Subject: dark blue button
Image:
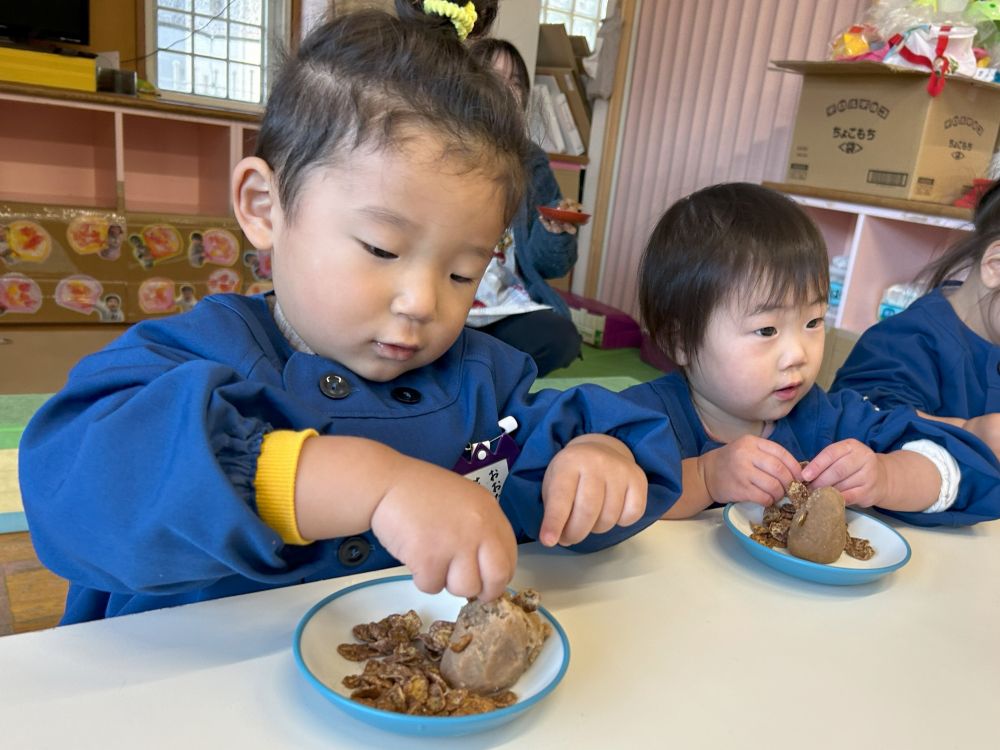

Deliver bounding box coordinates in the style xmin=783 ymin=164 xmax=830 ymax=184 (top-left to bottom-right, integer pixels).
xmin=319 ymin=373 xmax=351 ymax=399
xmin=391 ymin=386 xmax=421 ymax=404
xmin=338 ymin=536 xmax=371 ymax=567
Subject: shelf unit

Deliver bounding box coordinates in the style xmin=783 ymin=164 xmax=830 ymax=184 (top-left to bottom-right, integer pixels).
xmin=0 ymin=82 xmax=260 ymax=218
xmin=764 ymin=182 xmax=973 ymax=334
xmin=0 ymin=83 xmax=261 ymax=392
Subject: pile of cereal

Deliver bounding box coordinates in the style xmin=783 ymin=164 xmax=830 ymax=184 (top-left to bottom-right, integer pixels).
xmin=337 ymin=590 xmax=548 ymax=716
xmin=750 ymin=480 xmax=875 ymax=562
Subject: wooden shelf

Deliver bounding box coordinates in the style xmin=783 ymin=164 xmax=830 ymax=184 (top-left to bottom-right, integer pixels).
xmin=121 ymin=114 xmax=232 ymax=216
xmin=0 ymin=99 xmax=117 ymax=208
xmin=763 ymin=181 xmax=973 ymax=222
xmin=0 ymin=80 xmax=260 ymax=123
xmin=0 ymin=86 xmax=265 ymax=328
xmin=765 ymin=181 xmax=971 ymax=334
xmin=547 ymin=153 xmax=589 ymax=166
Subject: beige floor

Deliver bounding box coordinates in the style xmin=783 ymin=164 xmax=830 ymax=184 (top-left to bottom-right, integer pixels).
xmin=0 ymin=532 xmax=67 ymax=636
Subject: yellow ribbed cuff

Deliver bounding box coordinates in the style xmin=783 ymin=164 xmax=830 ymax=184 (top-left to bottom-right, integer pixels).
xmin=255 ymin=428 xmax=319 ymax=545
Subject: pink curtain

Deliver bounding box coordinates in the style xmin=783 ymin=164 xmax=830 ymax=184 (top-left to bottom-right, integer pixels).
xmin=599 ymin=0 xmax=870 ymax=316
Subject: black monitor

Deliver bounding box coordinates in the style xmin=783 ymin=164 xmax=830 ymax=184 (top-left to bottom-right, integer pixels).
xmin=0 ymin=0 xmax=90 ymax=46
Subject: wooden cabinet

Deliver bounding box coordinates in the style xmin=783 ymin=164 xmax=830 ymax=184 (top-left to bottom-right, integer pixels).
xmin=0 ymin=83 xmax=263 ymax=391
xmin=0 ymin=82 xmax=260 ymax=216
xmin=765 ymin=182 xmax=971 ymax=334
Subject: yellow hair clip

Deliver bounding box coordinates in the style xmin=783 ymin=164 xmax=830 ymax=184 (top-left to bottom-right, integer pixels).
xmin=422 ymin=0 xmax=478 ymax=41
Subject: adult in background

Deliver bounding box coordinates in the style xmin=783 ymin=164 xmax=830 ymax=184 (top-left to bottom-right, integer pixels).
xmin=465 ymin=38 xmax=582 ymax=376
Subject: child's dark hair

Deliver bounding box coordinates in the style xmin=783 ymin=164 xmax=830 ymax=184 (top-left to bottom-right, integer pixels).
xmin=922 ymin=179 xmax=1000 ymax=291
xmin=639 ymin=182 xmax=829 ymax=363
xmin=468 ymin=38 xmax=531 ymax=111
xmin=255 ymin=1 xmax=530 ymax=224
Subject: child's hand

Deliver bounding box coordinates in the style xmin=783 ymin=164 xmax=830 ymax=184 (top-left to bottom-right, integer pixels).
xmin=539 ymin=434 xmax=648 ymax=547
xmin=370 ymin=458 xmax=517 ymax=602
xmin=963 ymin=413 xmax=1000 ymax=459
xmin=802 ymin=439 xmax=887 ymax=507
xmin=700 ymin=436 xmax=803 ymax=505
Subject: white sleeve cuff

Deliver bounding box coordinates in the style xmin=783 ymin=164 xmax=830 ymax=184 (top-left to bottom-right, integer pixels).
xmin=900 ymin=439 xmax=961 ymax=514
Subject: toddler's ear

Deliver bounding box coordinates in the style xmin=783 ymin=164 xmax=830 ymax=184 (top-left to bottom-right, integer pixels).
xmin=232 ymin=157 xmax=276 ymax=250
xmin=981 ymin=240 xmax=1000 ymax=290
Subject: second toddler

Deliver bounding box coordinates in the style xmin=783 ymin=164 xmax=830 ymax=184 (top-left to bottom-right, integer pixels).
xmin=621 ymin=183 xmax=1000 ymax=525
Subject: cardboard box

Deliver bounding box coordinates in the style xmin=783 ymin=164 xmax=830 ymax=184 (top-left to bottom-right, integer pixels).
xmin=0 ymin=47 xmax=96 ymax=92
xmin=537 ymin=66 xmax=591 ymax=146
xmin=549 ymin=161 xmax=582 ymax=201
xmin=570 ymin=36 xmax=591 ymax=64
xmin=777 ymin=60 xmax=1000 ymax=205
xmin=537 ymin=24 xmax=585 ymax=75
xmin=536 ymin=23 xmax=592 ymax=151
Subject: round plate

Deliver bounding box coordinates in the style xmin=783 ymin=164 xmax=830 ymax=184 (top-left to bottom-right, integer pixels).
xmin=723 ymin=502 xmax=911 ymax=585
xmin=294 ymin=575 xmax=570 ymax=737
xmin=538 ymin=206 xmax=591 ymax=225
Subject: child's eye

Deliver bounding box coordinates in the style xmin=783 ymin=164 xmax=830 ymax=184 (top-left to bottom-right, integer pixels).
xmin=363 ymin=243 xmax=396 ymax=260
xmin=450 ymin=273 xmax=476 ymax=284
xmin=754 ymin=326 xmax=777 ymax=337
xmin=806 ymin=317 xmax=824 ymax=329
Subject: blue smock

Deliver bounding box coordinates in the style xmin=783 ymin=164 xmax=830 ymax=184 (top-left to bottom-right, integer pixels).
xmin=19 ymin=294 xmax=682 ymax=623
xmin=621 ymin=372 xmax=1000 ymax=527
xmin=831 ymin=285 xmax=1000 ymax=416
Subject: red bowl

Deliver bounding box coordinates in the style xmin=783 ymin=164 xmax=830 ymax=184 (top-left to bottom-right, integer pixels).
xmin=538 ymin=206 xmax=591 ymax=225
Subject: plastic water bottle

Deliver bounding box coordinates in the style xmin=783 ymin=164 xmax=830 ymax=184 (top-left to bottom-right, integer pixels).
xmin=826 ymin=255 xmax=848 ymax=326
xmin=877 ymin=282 xmax=921 ymax=320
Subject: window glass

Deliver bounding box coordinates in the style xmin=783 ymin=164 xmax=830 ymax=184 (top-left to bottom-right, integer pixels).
xmin=150 ymin=0 xmax=283 ymax=106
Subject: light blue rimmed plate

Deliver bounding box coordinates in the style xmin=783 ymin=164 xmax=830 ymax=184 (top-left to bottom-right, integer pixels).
xmin=294 ymin=575 xmax=570 ymax=737
xmin=723 ymin=502 xmax=911 ymax=585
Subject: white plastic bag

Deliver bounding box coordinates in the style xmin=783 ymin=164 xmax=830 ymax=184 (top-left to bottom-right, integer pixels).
xmin=885 ymin=23 xmax=978 ymax=76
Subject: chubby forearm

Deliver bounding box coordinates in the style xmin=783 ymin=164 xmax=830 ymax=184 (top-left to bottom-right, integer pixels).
xmin=876 ymin=450 xmax=942 ymax=512
xmin=293 ymin=435 xmax=407 ymax=541
xmin=662 ymin=457 xmax=714 ymax=519
xmin=565 ymin=432 xmax=631 ymax=457
xmin=915 ymin=410 xmax=965 ymax=428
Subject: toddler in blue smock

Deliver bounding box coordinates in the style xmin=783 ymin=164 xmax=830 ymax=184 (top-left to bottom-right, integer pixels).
xmin=831 ymin=181 xmax=1000 ymax=458
xmin=620 ymin=183 xmax=1000 ymax=525
xmin=18 ymin=2 xmax=682 ymax=624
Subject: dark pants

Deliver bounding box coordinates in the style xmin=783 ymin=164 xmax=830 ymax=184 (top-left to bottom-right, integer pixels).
xmin=476 ymin=310 xmax=582 ymax=377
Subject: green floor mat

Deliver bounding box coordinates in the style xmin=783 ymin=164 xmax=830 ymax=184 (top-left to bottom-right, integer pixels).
xmin=545 ymin=344 xmax=665 ymax=383
xmin=0 ymin=393 xmax=52 ymax=449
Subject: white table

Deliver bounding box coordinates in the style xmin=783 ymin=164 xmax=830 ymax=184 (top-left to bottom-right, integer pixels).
xmin=1 ymin=511 xmax=998 ymax=749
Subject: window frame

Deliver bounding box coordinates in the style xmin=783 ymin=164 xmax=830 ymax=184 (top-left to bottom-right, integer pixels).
xmin=538 ymin=0 xmax=611 ymax=53
xmin=143 ymin=0 xmax=291 ymax=113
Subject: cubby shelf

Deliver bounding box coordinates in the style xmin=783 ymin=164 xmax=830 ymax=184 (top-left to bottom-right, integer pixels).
xmin=764 ymin=182 xmax=972 ymax=334
xmin=0 ymin=84 xmax=263 ymax=388
xmin=0 ymin=82 xmax=260 ymax=215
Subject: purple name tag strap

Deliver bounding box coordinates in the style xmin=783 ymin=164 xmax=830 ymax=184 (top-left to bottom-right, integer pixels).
xmin=451 ymin=418 xmax=521 ymax=500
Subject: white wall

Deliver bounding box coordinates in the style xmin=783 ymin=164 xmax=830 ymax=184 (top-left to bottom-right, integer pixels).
xmin=493 ymin=0 xmax=542 ymax=80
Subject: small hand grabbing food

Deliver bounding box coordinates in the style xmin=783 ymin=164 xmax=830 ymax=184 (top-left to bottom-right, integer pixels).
xmin=750 ymin=479 xmax=875 ymax=563
xmin=337 ymin=590 xmax=551 ymax=716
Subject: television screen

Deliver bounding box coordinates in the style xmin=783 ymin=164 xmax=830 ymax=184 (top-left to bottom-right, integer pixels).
xmin=0 ymin=0 xmax=90 ymax=46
